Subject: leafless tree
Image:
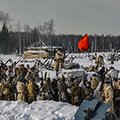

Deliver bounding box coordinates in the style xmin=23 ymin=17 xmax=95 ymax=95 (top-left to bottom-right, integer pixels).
xmin=23 ymin=24 xmax=32 ymax=33
xmin=38 ymin=19 xmax=54 ymax=35
xmin=0 ymin=11 xmax=11 ymax=24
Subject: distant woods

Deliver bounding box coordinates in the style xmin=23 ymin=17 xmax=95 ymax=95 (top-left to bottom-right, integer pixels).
xmin=0 ymin=11 xmax=120 ymax=54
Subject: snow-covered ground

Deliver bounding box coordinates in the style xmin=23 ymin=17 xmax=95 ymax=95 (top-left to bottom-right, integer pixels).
xmin=0 ymin=100 xmax=77 ymax=120
xmin=0 ymin=53 xmax=120 ymax=120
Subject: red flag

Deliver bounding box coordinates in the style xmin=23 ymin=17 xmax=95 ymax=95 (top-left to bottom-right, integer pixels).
xmin=78 ymin=34 xmax=89 ymax=51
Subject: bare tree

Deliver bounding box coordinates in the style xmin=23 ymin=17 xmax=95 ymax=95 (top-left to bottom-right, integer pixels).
xmin=8 ymin=24 xmax=13 ymax=32
xmin=0 ymin=11 xmax=11 ymax=24
xmin=38 ymin=19 xmax=54 ymax=35
xmin=23 ymin=24 xmax=32 ymax=33
xmin=48 ymin=19 xmax=54 ymax=35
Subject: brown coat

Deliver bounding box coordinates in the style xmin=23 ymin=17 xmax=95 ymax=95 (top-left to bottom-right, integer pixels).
xmin=95 ymin=55 xmax=104 ymax=68
xmin=91 ymin=76 xmax=99 ymax=90
xmin=113 ymin=80 xmax=120 ymax=90
xmin=2 ymin=83 xmax=14 ymax=100
xmin=25 ymin=70 xmax=34 ymax=81
xmin=71 ymin=85 xmax=83 ymax=105
xmin=102 ymin=84 xmax=113 ymax=104
xmin=27 ymin=81 xmax=39 ymax=103
xmin=16 ymin=81 xmax=28 ymax=102
xmin=84 ymin=87 xmax=94 ymax=100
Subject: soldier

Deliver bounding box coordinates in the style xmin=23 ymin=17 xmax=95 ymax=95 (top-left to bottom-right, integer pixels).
xmin=18 ymin=64 xmax=28 ymax=79
xmin=16 ymin=78 xmax=28 ymax=102
xmin=58 ymin=75 xmax=70 ymax=102
xmin=113 ymin=78 xmax=120 ymax=90
xmin=51 ymin=78 xmax=59 ymax=101
xmin=84 ymin=81 xmax=94 ymax=100
xmin=0 ymin=65 xmax=7 ymax=83
xmin=90 ymin=74 xmax=100 ymax=90
xmin=53 ymin=49 xmax=64 ymax=76
xmin=1 ymin=80 xmax=15 ymax=101
xmin=112 ymin=78 xmax=120 ymax=118
xmin=105 ymin=67 xmax=118 ymax=81
xmin=95 ymin=55 xmax=104 ymax=69
xmin=102 ymin=80 xmax=113 ymax=105
xmin=71 ymin=80 xmax=84 ymax=106
xmin=14 ymin=67 xmax=20 ymax=83
xmin=27 ymin=78 xmax=39 ymax=103
xmin=6 ymin=65 xmax=14 ymax=79
xmin=40 ymin=77 xmax=53 ymax=100
xmin=98 ymin=66 xmax=106 ymax=83
xmin=25 ymin=67 xmax=35 ymax=81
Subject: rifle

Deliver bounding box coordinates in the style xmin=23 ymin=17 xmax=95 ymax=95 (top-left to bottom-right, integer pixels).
xmin=44 ymin=72 xmax=47 ymax=81
xmin=64 ymin=53 xmax=69 ymax=59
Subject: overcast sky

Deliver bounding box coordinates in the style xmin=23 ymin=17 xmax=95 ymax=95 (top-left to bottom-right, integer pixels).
xmin=0 ymin=0 xmax=120 ymax=35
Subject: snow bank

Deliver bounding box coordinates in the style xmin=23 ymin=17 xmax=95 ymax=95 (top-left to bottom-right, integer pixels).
xmin=0 ymin=100 xmax=78 ymax=120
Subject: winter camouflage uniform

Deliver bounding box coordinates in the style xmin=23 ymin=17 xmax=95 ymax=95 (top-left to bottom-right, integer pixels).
xmin=53 ymin=50 xmax=64 ymax=74
xmin=105 ymin=67 xmax=118 ymax=80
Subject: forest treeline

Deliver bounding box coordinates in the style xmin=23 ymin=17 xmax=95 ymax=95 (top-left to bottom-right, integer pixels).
xmin=1 ymin=22 xmax=120 ymax=54
xmin=0 ymin=22 xmax=120 ymax=54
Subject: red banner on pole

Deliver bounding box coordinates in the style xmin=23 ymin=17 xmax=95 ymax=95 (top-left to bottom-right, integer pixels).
xmin=78 ymin=34 xmax=89 ymax=51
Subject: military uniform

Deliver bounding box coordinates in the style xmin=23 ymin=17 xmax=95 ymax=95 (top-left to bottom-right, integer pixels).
xmin=102 ymin=83 xmax=113 ymax=104
xmin=18 ymin=64 xmax=28 ymax=78
xmin=53 ymin=50 xmax=64 ymax=74
xmin=25 ymin=69 xmax=34 ymax=81
xmin=16 ymin=81 xmax=28 ymax=102
xmin=27 ymin=80 xmax=39 ymax=103
xmin=84 ymin=82 xmax=94 ymax=100
xmin=71 ymin=81 xmax=84 ymax=105
xmin=1 ymin=82 xmax=15 ymax=100
xmin=40 ymin=78 xmax=53 ymax=100
xmin=90 ymin=76 xmax=99 ymax=90
xmin=95 ymin=55 xmax=104 ymax=69
xmin=58 ymin=77 xmax=70 ymax=102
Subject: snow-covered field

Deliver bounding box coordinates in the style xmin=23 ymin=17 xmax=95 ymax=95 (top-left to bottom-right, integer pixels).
xmin=0 ymin=53 xmax=120 ymax=120
xmin=0 ymin=100 xmax=77 ymax=120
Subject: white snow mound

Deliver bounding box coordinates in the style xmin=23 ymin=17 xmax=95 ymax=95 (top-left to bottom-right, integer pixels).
xmin=0 ymin=100 xmax=78 ymax=120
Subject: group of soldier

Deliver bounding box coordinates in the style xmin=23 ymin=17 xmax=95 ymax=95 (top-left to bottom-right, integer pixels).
xmin=0 ymin=50 xmax=120 ymax=118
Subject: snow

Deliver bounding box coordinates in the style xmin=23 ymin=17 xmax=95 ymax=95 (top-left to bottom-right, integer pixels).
xmin=0 ymin=100 xmax=78 ymax=120
xmin=0 ymin=53 xmax=119 ymax=120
